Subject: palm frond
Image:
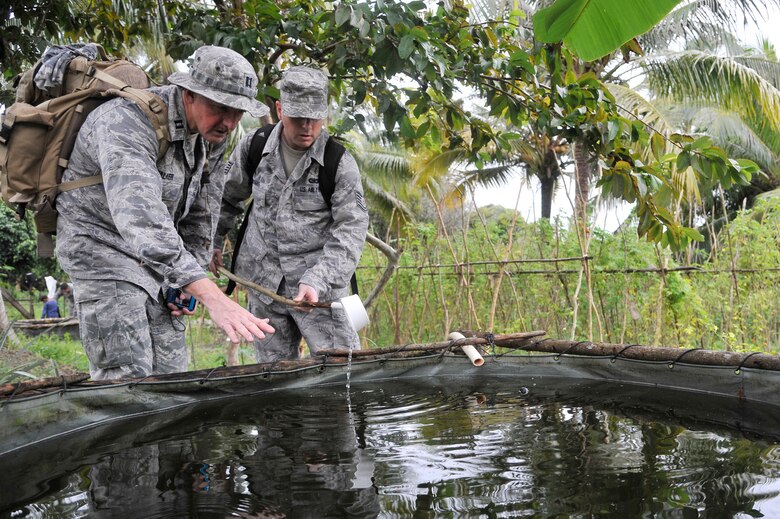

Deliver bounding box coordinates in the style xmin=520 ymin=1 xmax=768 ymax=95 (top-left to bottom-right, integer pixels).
xmin=642 ymin=50 xmax=780 ymax=154
xmin=357 ymin=147 xmax=415 ymax=183
xmin=454 ymin=163 xmax=519 ymax=190
xmin=414 ymin=148 xmax=467 ymax=187
xmin=732 ymin=55 xmax=780 ymax=90
xmin=362 ymin=177 xmax=416 ymax=221
xmin=640 ymin=0 xmax=778 ymax=53
xmin=607 ymin=83 xmax=673 ymax=135
xmin=691 ymin=108 xmax=778 ymax=174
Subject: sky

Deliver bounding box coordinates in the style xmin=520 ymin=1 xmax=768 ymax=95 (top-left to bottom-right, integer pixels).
xmin=472 ymin=5 xmax=780 ymax=232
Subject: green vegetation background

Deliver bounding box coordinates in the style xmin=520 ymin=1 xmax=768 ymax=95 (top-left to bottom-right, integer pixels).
xmin=3 ymin=196 xmax=779 ymax=383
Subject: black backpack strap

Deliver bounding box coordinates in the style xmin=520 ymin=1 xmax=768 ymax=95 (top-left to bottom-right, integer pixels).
xmin=225 ymin=125 xmax=275 ymax=296
xmin=319 ymin=138 xmax=346 ymax=209
xmin=245 ymin=123 xmax=276 ymax=179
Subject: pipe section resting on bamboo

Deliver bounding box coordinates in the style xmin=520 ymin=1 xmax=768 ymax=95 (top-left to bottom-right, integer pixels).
xmin=316 ymin=330 xmax=547 ymax=357
xmin=448 ymin=331 xmax=484 ymax=366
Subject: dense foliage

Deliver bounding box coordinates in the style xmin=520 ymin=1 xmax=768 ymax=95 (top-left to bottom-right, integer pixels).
xmin=0 ymin=0 xmax=764 ymax=251
xmin=358 ymin=197 xmax=780 ymax=351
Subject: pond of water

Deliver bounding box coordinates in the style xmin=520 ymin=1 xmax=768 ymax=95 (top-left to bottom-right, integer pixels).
xmin=2 ymin=377 xmax=780 ymax=518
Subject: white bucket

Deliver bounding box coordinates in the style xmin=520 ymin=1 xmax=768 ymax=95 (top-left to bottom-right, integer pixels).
xmin=332 ymin=294 xmax=370 ymax=332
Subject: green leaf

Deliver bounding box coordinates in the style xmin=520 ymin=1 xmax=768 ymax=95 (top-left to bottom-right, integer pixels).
xmin=533 ymin=0 xmax=682 ymax=61
xmin=335 ymin=5 xmax=350 ymax=27
xmin=398 ymin=35 xmax=415 ymax=59
xmin=676 ymin=151 xmax=690 ymax=172
xmin=400 ymin=115 xmax=416 ymax=139
xmin=651 ymin=132 xmax=665 ymax=161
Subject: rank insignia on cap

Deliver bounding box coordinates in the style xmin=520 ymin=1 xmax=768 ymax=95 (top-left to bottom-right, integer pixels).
xmin=245 ymin=76 xmax=254 ymax=88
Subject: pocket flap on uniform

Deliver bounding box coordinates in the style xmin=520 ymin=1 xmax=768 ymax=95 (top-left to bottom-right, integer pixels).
xmin=74 ymin=279 xmax=118 ymax=303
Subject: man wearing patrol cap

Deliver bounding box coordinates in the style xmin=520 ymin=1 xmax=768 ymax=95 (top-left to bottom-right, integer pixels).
xmin=212 ymin=65 xmax=369 ymax=362
xmin=56 ymin=45 xmax=275 ymax=380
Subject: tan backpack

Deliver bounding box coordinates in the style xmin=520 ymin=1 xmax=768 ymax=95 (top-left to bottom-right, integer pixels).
xmin=0 ymin=46 xmax=171 ymax=256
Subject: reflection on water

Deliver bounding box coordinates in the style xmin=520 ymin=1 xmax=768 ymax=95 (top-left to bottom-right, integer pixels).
xmin=3 ymin=379 xmax=780 ymax=518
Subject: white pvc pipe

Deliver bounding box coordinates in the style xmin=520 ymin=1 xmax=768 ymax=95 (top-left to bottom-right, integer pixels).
xmin=447 ymin=332 xmax=484 ymax=366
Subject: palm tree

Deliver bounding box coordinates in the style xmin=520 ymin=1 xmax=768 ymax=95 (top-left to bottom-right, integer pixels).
xmin=467 ymin=0 xmax=780 ymax=226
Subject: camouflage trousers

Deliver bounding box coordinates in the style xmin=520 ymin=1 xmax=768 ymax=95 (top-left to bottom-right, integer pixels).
xmin=247 ymin=279 xmax=360 ymax=363
xmin=73 ymin=279 xmax=188 ymax=380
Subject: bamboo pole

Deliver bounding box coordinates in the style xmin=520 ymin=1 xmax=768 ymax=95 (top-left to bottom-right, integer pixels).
xmin=317 ymin=331 xmax=548 ymax=357
xmin=217 ymin=267 xmax=331 ymax=308
xmin=0 ymin=374 xmax=90 ymax=397
xmin=317 ymin=333 xmax=780 ymax=371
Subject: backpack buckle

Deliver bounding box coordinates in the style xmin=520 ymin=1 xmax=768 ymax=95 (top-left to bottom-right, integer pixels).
xmin=148 ymin=98 xmax=164 ymax=114
xmin=0 ymin=122 xmax=10 ymax=145
xmin=13 ymin=202 xmax=27 ymax=220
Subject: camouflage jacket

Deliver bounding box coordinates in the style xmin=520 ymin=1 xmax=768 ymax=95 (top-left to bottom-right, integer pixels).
xmin=56 ymin=85 xmax=227 ymax=300
xmin=216 ymin=124 xmax=368 ymax=302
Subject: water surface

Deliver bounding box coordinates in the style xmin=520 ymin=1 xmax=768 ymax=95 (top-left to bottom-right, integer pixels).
xmin=3 ymin=377 xmax=780 ymax=518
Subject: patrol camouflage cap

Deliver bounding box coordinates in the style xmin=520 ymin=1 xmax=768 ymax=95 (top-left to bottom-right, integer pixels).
xmin=168 ymin=46 xmax=269 ymax=118
xmin=279 ymin=66 xmax=328 ymax=119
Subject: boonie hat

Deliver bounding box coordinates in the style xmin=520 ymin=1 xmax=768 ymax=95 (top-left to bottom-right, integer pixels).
xmin=168 ymin=46 xmax=269 ymax=118
xmin=280 ymin=66 xmax=328 ymax=119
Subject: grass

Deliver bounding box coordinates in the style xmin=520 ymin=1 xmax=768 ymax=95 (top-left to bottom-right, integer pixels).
xmin=1 ymin=312 xmax=257 ymax=384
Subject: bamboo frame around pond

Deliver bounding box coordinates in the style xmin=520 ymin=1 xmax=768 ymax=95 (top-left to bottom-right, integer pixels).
xmin=5 ymin=332 xmax=780 ymax=399
xmin=318 ymin=332 xmax=780 ymax=372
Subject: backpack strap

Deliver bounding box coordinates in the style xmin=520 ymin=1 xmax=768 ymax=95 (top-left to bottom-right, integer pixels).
xmin=319 ymin=138 xmax=346 ymax=209
xmin=246 ymin=123 xmax=276 ymax=178
xmin=59 ymin=174 xmax=104 ymax=192
xmin=105 ymin=86 xmax=171 ymax=160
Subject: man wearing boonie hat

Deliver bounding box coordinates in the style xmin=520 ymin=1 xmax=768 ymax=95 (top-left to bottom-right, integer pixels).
xmin=211 ymin=65 xmax=369 ymax=362
xmin=56 ymin=45 xmax=275 ymax=380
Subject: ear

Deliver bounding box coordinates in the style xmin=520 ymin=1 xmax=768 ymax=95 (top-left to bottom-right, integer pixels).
xmin=182 ymin=89 xmax=196 ymax=105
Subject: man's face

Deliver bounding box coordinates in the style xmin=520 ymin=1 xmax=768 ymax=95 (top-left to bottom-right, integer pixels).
xmin=276 ymin=101 xmax=324 ymax=151
xmin=184 ymin=91 xmax=244 ymax=144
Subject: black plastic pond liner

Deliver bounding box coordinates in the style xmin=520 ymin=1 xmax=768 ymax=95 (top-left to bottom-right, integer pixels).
xmin=3 ymin=345 xmax=780 ymax=511
xmin=2 ymin=346 xmax=780 ymax=458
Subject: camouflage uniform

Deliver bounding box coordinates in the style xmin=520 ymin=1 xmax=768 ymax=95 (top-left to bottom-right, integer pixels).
xmin=56 ymin=46 xmax=268 ymax=380
xmin=217 ymin=69 xmax=369 ymax=362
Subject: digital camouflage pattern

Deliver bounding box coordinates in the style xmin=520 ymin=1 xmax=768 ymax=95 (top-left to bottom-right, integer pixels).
xmin=167 ymin=46 xmax=268 ymax=118
xmin=217 ymin=124 xmax=368 ymax=358
xmin=56 ymin=84 xmax=227 ymax=379
xmin=279 ymin=66 xmax=328 ymax=119
xmin=74 ymin=279 xmax=188 ymax=379
xmin=31 ymin=43 xmax=100 ymax=96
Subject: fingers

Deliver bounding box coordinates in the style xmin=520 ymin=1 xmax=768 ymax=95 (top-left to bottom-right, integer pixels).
xmin=294 ymin=284 xmax=318 ymax=303
xmin=222 ymin=316 xmax=274 ymax=344
xmin=167 ymin=302 xmax=184 ymax=316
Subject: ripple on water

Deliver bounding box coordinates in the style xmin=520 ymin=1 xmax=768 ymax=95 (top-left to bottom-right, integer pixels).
xmin=5 ymin=380 xmax=780 ymax=518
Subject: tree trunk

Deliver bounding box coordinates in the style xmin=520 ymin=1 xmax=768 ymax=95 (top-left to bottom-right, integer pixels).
xmin=539 ymin=174 xmax=555 ymax=219
xmin=573 ymin=140 xmax=595 ymax=224
xmin=0 ymin=289 xmax=19 ymax=346
xmin=539 ymin=147 xmax=562 ymax=219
